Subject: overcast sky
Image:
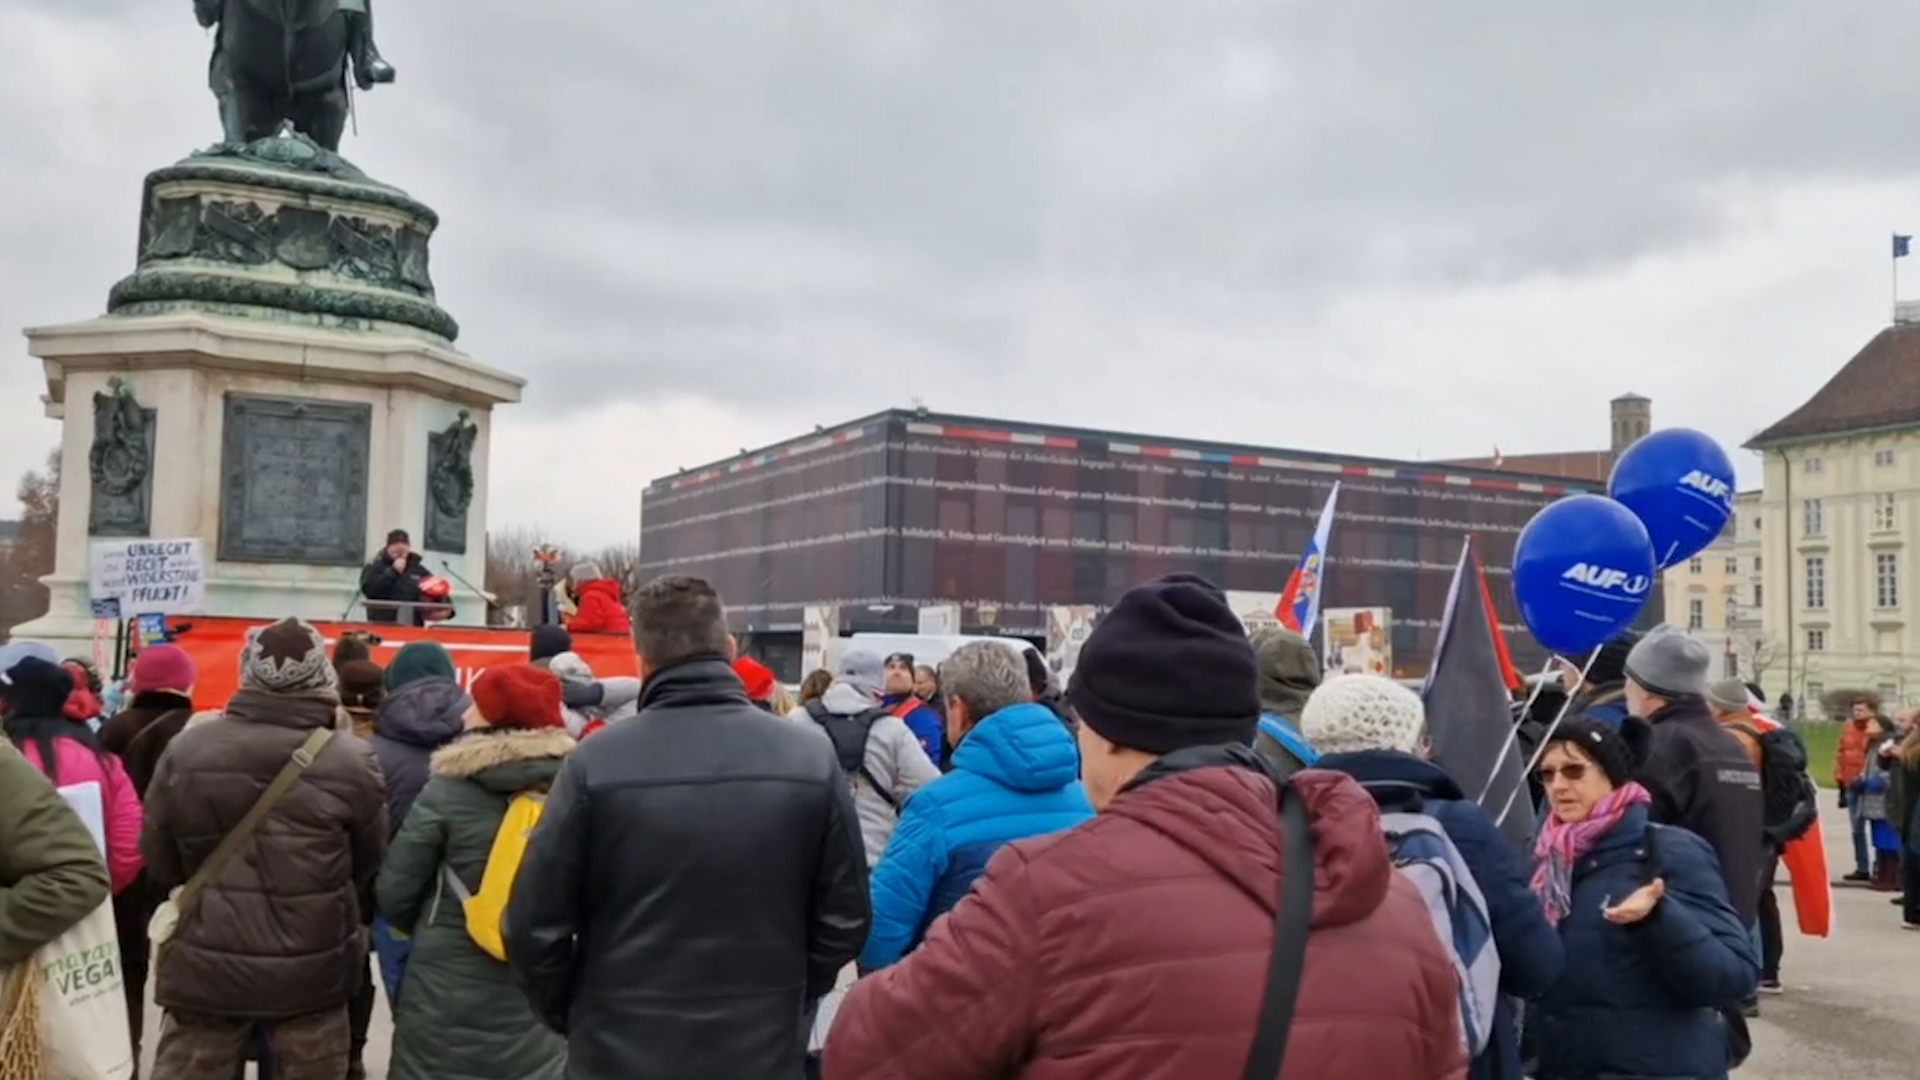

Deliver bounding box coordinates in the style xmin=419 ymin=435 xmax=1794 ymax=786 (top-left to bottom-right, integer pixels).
xmin=6 ymin=2 xmax=1920 ymax=547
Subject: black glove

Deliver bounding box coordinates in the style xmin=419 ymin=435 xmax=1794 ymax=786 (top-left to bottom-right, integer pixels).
xmin=1838 ymin=787 xmax=1849 ymax=810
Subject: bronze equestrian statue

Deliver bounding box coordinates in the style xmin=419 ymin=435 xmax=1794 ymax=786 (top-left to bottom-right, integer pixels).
xmin=193 ymin=0 xmax=395 ymax=153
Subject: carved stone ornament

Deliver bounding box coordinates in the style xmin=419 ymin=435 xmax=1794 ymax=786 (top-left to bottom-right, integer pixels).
xmin=107 ymin=136 xmax=457 ymax=342
xmin=218 ymin=393 xmax=372 ymax=565
xmin=424 ymin=410 xmax=478 ymax=553
xmin=88 ymin=377 xmax=157 ymax=537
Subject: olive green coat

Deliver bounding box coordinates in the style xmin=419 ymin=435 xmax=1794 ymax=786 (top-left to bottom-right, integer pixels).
xmin=375 ymin=727 xmax=574 ymax=1080
xmin=0 ymin=740 xmax=110 ymax=964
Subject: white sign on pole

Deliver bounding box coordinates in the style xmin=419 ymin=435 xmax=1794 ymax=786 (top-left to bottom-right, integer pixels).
xmin=89 ymin=539 xmax=207 ymax=615
xmin=917 ymin=604 xmax=959 ymax=636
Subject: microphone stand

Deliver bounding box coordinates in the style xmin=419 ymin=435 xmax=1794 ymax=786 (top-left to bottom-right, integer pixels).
xmin=437 ymin=558 xmax=499 ymax=623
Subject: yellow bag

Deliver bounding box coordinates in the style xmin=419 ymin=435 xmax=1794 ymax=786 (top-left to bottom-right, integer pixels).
xmin=442 ymin=792 xmax=545 ymax=961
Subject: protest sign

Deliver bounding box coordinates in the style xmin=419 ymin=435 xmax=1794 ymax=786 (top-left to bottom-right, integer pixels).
xmin=89 ymin=539 xmax=207 ymax=616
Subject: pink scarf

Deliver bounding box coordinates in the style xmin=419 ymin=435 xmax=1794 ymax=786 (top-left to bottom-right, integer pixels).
xmin=1531 ymin=781 xmax=1652 ymax=926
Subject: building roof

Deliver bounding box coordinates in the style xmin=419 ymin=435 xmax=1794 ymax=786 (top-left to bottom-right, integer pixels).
xmin=646 ymin=407 xmax=1600 ymax=496
xmin=1747 ymin=323 xmax=1920 ymax=448
xmin=1612 ymin=392 xmax=1650 ymax=404
xmin=1440 ymin=449 xmax=1614 ymax=484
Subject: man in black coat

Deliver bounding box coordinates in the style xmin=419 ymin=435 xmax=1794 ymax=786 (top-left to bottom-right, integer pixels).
xmin=1624 ymin=626 xmax=1766 ymax=927
xmin=358 ymin=528 xmax=430 ymax=625
xmin=504 ymin=574 xmax=870 ymax=1080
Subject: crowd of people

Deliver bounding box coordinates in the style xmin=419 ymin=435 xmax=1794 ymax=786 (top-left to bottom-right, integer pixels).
xmin=0 ymin=563 xmax=1862 ymax=1080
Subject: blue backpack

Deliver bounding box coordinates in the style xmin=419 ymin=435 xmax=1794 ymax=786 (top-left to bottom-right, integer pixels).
xmin=1256 ymin=713 xmax=1320 ymax=767
xmin=1379 ymin=809 xmax=1501 ymax=1057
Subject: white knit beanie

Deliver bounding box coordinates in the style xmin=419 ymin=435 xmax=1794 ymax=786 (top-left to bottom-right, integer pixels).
xmin=1300 ymin=674 xmax=1426 ymax=756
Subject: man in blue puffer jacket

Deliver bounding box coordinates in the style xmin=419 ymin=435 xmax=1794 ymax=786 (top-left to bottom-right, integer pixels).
xmin=1303 ymin=674 xmax=1566 ymax=1080
xmin=858 ymin=642 xmax=1094 ymax=971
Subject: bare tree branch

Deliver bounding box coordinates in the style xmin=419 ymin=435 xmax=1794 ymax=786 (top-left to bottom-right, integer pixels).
xmin=0 ymin=448 xmax=59 ymax=638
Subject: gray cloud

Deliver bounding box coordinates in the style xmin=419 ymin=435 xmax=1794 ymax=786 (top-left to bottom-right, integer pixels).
xmin=5 ymin=0 xmax=1920 ymax=446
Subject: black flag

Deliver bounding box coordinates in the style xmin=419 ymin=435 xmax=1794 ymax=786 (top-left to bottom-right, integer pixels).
xmin=1424 ymin=536 xmax=1536 ymax=853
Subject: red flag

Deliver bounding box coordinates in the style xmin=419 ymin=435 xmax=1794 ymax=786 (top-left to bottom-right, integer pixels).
xmin=1473 ymin=549 xmax=1524 ymax=693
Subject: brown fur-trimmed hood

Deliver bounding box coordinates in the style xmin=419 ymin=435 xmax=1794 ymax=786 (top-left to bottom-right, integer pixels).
xmin=429 ymin=727 xmax=575 ymax=781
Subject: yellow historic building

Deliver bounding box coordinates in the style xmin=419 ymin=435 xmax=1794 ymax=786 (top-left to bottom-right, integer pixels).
xmin=1748 ymin=307 xmax=1920 ymax=716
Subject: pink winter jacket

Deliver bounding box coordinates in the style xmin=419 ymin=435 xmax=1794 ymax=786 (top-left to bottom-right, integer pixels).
xmin=18 ymin=737 xmax=145 ymax=894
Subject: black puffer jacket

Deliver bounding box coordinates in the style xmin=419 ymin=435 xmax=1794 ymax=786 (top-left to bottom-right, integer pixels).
xmin=1634 ymin=696 xmax=1766 ymax=926
xmin=504 ymin=656 xmax=870 ymax=1080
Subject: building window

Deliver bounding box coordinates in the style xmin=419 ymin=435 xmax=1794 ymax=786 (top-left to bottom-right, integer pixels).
xmin=1805 ymin=555 xmax=1826 ymax=610
xmin=1804 ymin=456 xmax=1824 ymax=474
xmin=1754 ymin=555 xmax=1763 ymax=573
xmin=1877 ymin=551 xmax=1901 ymax=609
xmin=1803 ymin=499 xmax=1824 ymax=536
xmin=1724 ymin=596 xmax=1739 ymax=624
xmin=1688 ymin=598 xmax=1705 ymax=630
xmin=1806 ymin=628 xmax=1827 ymax=652
xmin=1751 ymin=515 xmax=1761 ymax=533
xmin=1724 ymin=556 xmax=1738 ymax=576
xmin=1688 ymin=557 xmax=1703 ymax=575
xmin=1876 ymin=493 xmax=1897 ymax=532
xmin=1881 ymin=684 xmax=1901 ymax=708
xmin=1754 ymin=582 xmax=1764 ymax=607
xmin=1877 ymin=449 xmax=1897 ymax=468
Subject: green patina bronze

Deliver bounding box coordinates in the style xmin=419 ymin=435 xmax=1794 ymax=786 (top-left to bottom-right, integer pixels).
xmin=195 ymin=0 xmax=394 ymax=152
xmin=105 ymin=133 xmax=459 ymax=342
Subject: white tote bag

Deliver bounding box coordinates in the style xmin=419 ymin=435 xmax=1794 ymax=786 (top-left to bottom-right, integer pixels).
xmin=21 ymin=782 xmax=135 ymax=1080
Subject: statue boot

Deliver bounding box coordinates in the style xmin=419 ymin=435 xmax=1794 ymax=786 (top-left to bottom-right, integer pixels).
xmin=342 ymin=8 xmax=395 ymax=90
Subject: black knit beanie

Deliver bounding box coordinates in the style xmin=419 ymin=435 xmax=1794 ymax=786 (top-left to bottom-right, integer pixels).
xmin=529 ymin=624 xmax=573 ymax=664
xmin=1584 ymin=630 xmax=1642 ymax=689
xmin=1545 ymin=715 xmax=1653 ymax=786
xmin=1066 ymin=573 xmax=1260 ymax=754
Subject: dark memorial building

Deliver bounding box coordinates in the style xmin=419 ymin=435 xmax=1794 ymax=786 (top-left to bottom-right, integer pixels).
xmin=640 ymin=408 xmax=1619 ymax=678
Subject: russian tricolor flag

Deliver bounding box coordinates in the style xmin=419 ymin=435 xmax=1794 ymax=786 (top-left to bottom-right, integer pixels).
xmin=1274 ymin=482 xmax=1340 ymax=635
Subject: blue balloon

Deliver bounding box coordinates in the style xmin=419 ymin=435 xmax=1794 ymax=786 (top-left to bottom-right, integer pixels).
xmin=1512 ymin=495 xmax=1657 ymax=655
xmin=1608 ymin=427 xmax=1736 ymax=569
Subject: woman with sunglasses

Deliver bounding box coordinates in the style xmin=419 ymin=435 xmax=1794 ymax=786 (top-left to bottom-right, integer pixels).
xmin=1526 ymin=716 xmax=1759 ymax=1080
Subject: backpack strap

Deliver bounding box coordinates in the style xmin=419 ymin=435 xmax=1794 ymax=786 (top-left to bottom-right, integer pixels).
xmin=851 ymin=707 xmax=902 ymax=811
xmin=1256 ymin=713 xmax=1320 ymax=767
xmin=808 ymin=702 xmax=900 ymax=810
xmin=1241 ymin=780 xmax=1315 ymax=1080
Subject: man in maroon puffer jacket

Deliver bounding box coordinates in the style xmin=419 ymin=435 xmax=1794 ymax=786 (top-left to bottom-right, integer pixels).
xmin=825 ymin=573 xmax=1466 ymax=1080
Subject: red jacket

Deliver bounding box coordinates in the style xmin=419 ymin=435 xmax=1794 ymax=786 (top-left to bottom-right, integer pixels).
xmin=824 ymin=763 xmax=1466 ymax=1080
xmin=566 ymin=578 xmax=631 ymax=635
xmin=1837 ymin=719 xmax=1872 ymax=788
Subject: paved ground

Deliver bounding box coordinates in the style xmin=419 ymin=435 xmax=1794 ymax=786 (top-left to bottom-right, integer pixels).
xmin=1740 ymin=801 xmax=1915 ymax=1080
xmin=140 ymin=800 xmax=1911 ymax=1078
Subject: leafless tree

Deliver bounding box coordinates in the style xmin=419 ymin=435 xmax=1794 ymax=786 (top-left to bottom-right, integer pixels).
xmin=0 ymin=449 xmax=59 ymax=638
xmin=484 ymin=528 xmax=639 ymax=628
xmin=1737 ymin=631 xmax=1780 ymax=684
xmin=484 ymin=525 xmax=556 ymax=627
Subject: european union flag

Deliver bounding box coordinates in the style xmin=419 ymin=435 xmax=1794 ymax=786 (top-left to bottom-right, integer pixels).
xmin=1896 ymin=233 xmax=1912 ymax=259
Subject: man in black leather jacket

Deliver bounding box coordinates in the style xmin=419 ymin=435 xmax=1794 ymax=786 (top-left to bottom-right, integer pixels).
xmin=504 ymin=574 xmax=870 ymax=1080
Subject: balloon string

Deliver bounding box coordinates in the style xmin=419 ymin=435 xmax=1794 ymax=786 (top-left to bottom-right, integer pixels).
xmin=1490 ymin=643 xmax=1604 ymax=831
xmin=1472 ymin=656 xmax=1556 ymax=805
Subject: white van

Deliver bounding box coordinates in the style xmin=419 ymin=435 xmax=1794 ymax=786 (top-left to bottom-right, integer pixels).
xmin=826 ymin=633 xmax=1035 ymax=674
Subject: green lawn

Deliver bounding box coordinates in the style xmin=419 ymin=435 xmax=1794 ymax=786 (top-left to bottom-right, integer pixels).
xmin=1789 ymin=720 xmax=1843 ymax=786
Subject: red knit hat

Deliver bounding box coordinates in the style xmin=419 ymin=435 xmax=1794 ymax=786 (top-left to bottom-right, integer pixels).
xmin=470 ymin=664 xmax=565 ymax=730
xmin=732 ymin=657 xmax=776 ymax=702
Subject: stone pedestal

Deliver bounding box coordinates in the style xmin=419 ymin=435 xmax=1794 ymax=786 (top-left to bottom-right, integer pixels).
xmin=12 ymin=135 xmax=524 ymax=656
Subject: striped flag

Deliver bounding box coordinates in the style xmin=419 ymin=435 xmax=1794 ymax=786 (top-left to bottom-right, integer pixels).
xmin=1425 ymin=536 xmax=1536 ymax=853
xmin=1274 ymin=483 xmax=1340 ymax=635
